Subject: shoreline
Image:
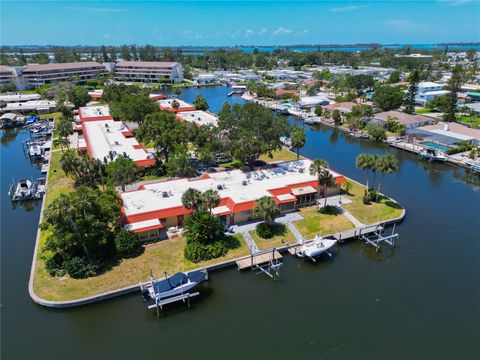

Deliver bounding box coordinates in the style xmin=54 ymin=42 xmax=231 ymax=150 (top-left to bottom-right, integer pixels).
xmin=28 ymin=169 xmax=405 ymax=307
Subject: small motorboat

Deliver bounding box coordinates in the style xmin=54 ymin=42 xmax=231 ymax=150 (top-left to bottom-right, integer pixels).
xmin=140 ymin=269 xmax=208 ymax=303
xmin=297 ymin=236 xmax=337 ymax=262
xmin=419 ymin=148 xmax=447 ymax=162
xmin=9 ymin=179 xmax=34 ymax=201
xmin=28 ymin=142 xmax=43 ymax=158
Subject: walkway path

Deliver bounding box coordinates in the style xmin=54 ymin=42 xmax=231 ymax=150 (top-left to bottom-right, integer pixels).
xmin=339 ymin=208 xmax=364 ymax=227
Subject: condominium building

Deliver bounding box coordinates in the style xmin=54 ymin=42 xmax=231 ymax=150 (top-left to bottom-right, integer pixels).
xmin=120 ymin=159 xmax=346 ymax=240
xmin=21 ymin=62 xmax=107 ymax=87
xmin=113 ymin=61 xmax=184 ymax=83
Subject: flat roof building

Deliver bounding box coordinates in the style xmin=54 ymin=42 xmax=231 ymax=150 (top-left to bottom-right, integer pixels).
xmin=176 ymin=110 xmax=218 ymax=127
xmin=120 ymin=159 xmax=345 ymax=239
xmin=22 ymin=61 xmax=107 ymax=87
xmin=158 ymin=98 xmax=196 ymax=113
xmin=82 ymin=119 xmax=155 ymax=167
xmin=78 ymin=105 xmax=112 ymax=122
xmin=114 ymin=61 xmax=183 ymax=84
xmin=0 ymin=100 xmax=57 ymax=115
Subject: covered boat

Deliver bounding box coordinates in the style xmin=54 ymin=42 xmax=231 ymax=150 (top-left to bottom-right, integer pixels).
xmin=141 ymin=269 xmax=208 ymax=302
xmin=297 ymin=236 xmax=337 ymax=261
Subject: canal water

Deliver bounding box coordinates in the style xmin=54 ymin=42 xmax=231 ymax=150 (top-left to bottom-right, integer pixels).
xmin=2 ymin=87 xmax=479 ymax=360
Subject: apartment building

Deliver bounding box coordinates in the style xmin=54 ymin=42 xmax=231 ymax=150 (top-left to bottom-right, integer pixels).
xmin=113 ymin=61 xmax=183 ymax=83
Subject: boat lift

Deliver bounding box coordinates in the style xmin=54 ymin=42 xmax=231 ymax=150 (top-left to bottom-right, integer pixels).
xmin=147 ymin=291 xmax=200 ymax=318
xmin=359 ymin=223 xmax=399 ymax=253
xmin=236 ymin=248 xmax=283 ymax=280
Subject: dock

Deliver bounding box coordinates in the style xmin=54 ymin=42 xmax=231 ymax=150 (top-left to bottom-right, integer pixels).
xmin=236 ymin=250 xmax=282 ymax=270
xmin=332 ymin=224 xmax=382 ymax=243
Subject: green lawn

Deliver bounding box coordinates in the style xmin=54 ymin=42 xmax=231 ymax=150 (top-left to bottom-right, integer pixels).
xmin=293 ymin=206 xmax=355 ymax=240
xmin=415 ymin=108 xmax=435 ymax=114
xmin=458 ymin=116 xmax=480 ymax=128
xmin=34 ymin=231 xmax=249 ymax=301
xmin=249 ymin=223 xmax=297 ymax=250
xmin=259 ymin=148 xmax=301 ymax=163
xmin=343 ymin=181 xmax=404 ymax=225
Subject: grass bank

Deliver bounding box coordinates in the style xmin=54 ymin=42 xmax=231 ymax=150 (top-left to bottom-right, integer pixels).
xmin=343 ymin=181 xmax=404 ymax=224
xmin=249 ymin=223 xmax=297 ymax=250
xmin=294 ymin=206 xmax=355 ymax=239
xmin=259 ymin=148 xmax=300 ymax=163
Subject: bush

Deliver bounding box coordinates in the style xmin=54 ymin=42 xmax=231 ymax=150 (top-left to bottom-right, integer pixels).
xmin=184 ymin=240 xmax=228 ymax=263
xmin=368 ymin=189 xmax=380 ymax=202
xmin=256 ymin=222 xmax=274 ymax=239
xmin=363 ymin=190 xmax=371 ymax=204
xmin=44 ymin=253 xmax=65 ymax=277
xmin=64 ymin=257 xmax=99 ymax=279
xmin=115 ymin=229 xmax=140 ymax=257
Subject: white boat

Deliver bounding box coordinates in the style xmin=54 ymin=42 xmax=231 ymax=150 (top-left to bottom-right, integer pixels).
xmin=304 ymin=116 xmax=321 ymax=124
xmin=141 ymin=269 xmax=208 ymax=303
xmin=297 ymin=236 xmax=337 ymax=261
xmin=419 ymin=148 xmax=447 ymax=162
xmin=9 ymin=179 xmax=35 ymax=201
xmin=28 ymin=142 xmax=43 ymax=158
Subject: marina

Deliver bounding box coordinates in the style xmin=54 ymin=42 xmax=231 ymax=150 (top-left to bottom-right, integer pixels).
xmin=2 ymin=86 xmax=480 ymax=359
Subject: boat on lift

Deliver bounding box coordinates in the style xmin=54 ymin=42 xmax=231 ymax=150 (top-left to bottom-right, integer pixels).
xmin=140 ymin=269 xmax=208 ymax=304
xmin=297 ymin=236 xmax=337 ymax=262
xmin=419 ymin=148 xmax=447 ymax=162
xmin=8 ymin=177 xmax=46 ymax=201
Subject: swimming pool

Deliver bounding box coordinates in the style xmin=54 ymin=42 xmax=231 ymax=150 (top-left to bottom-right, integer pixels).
xmin=421 ymin=141 xmax=454 ymax=152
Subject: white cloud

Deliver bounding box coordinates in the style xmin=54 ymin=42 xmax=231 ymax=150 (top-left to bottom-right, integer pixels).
xmin=245 ymin=29 xmax=255 ymax=37
xmin=296 ymin=29 xmax=309 ymax=34
xmin=259 ymin=27 xmax=268 ymax=35
xmin=331 ymin=5 xmax=359 ymax=13
xmin=273 ymin=27 xmax=293 ymax=35
xmin=438 ymin=0 xmax=474 ymax=6
xmin=383 ymin=19 xmax=411 ymax=28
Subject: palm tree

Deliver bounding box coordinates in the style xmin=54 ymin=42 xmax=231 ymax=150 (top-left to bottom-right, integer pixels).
xmin=317 ymin=169 xmax=335 ymax=210
xmin=291 ymin=126 xmax=306 ymax=160
xmin=370 ymin=154 xmax=381 ymax=189
xmin=376 ymin=154 xmax=399 ymax=201
xmin=355 ymin=153 xmax=373 ymax=189
xmin=252 ymin=196 xmax=279 ymax=226
xmin=202 ymin=189 xmax=220 ymax=215
xmin=181 ymin=188 xmax=203 ymax=212
xmin=309 ymin=159 xmax=329 ymax=211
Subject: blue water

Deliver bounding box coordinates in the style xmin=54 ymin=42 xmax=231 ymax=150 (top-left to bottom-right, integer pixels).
xmin=2 ymin=86 xmax=480 ymax=359
xmin=180 ymin=44 xmax=480 ymax=54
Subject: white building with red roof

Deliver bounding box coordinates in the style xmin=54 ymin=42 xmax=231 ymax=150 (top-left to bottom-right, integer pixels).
xmin=120 ymin=159 xmax=345 ymax=240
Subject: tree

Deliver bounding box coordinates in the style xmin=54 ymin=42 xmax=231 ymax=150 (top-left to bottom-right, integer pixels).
xmin=317 ymin=168 xmax=335 ymax=210
xmin=376 ymin=154 xmax=399 ymax=201
xmin=109 ymin=95 xmax=159 ymax=123
xmin=42 ymin=187 xmax=120 ymax=278
xmin=0 ymin=100 xmax=6 ymax=109
xmin=55 ymin=115 xmax=74 ymax=152
xmin=355 ymin=153 xmax=374 ymax=189
xmin=372 ymin=85 xmax=405 ymax=111
xmin=60 ymin=150 xmax=104 ymax=188
xmin=165 ymin=145 xmax=196 ymax=178
xmin=444 ymin=65 xmax=464 ymax=122
xmin=218 ymin=103 xmax=291 ymax=169
xmin=171 ymin=99 xmax=180 ymax=109
xmin=193 ymin=95 xmax=209 ymax=110
xmin=100 ymin=45 xmax=109 ymax=62
xmin=120 ymin=45 xmax=131 ymax=61
xmin=202 ymin=189 xmax=220 ymax=214
xmin=137 ymin=111 xmax=187 ymax=161
xmin=332 ymin=109 xmax=342 ymax=126
xmin=346 ymin=74 xmax=375 ymax=95
xmin=314 ymin=105 xmax=323 ymax=116
xmin=387 ymin=70 xmax=401 ymax=84
xmin=309 ymin=159 xmax=329 ymax=211
xmin=106 ymin=155 xmax=138 ymax=191
xmin=114 ymin=229 xmax=140 ymax=257
xmin=182 ymin=188 xmax=203 ymax=212
xmin=404 ymin=70 xmax=420 ymax=114
xmin=291 ymin=126 xmax=306 ymax=160
xmin=365 ymin=122 xmax=387 ymax=142
xmin=252 ymin=196 xmax=279 ymax=226
xmin=71 ymin=86 xmax=90 ymax=108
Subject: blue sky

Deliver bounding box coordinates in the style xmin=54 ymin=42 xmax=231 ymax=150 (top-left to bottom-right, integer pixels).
xmin=1 ymin=1 xmax=479 ymax=46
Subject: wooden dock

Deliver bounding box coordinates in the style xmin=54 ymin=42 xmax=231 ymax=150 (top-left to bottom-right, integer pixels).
xmin=236 ymin=251 xmax=282 ymax=270
xmin=332 ymin=224 xmax=381 ymax=242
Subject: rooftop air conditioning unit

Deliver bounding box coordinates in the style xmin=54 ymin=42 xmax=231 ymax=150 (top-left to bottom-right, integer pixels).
xmin=217 ymin=184 xmax=223 ymax=190
xmin=162 ymin=191 xmax=169 ymax=198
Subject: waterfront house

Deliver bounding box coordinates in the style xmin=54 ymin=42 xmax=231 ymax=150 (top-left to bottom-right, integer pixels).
xmin=415 ymin=82 xmax=449 ymax=106
xmin=375 ymin=110 xmax=435 ymax=129
xmin=120 ymin=159 xmax=346 ymax=241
